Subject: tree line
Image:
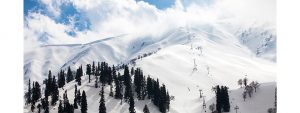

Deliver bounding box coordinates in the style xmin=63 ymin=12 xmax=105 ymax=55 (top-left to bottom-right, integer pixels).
xmin=25 ymin=61 xmax=171 ymax=113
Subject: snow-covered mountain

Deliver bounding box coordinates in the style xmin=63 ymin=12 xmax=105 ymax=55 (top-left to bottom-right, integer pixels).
xmin=24 ymin=22 xmax=276 ymax=113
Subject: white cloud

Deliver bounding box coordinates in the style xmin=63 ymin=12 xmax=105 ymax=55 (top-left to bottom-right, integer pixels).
xmin=24 ymin=0 xmax=276 ymax=49
xmin=40 ymin=0 xmax=64 ymax=17
xmin=214 ymin=0 xmax=276 ymax=25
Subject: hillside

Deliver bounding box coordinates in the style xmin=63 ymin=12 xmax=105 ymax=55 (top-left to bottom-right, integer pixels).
xmin=24 ymin=23 xmax=276 ymax=113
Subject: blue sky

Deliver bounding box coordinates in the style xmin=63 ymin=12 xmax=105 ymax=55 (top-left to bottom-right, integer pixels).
xmin=138 ymin=0 xmax=176 ymax=9
xmin=24 ymin=0 xmax=178 ymax=36
xmin=23 ymin=0 xmax=218 ymax=41
xmin=24 ymin=0 xmax=276 ymax=47
xmin=24 ymin=0 xmax=45 ymax=16
xmin=24 ymin=0 xmax=90 ymax=36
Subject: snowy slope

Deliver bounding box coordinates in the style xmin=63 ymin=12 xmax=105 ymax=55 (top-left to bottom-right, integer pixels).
xmin=204 ymin=82 xmax=276 ymax=113
xmin=134 ymin=27 xmax=276 ymax=112
xmin=24 ymin=23 xmax=276 ymax=113
xmin=219 ymin=22 xmax=276 ymax=62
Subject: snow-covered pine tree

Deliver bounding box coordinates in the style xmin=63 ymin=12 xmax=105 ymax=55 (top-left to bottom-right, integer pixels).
xmin=131 ymin=67 xmax=134 ymax=75
xmin=86 ymin=64 xmax=91 ymax=83
xmin=129 ymin=94 xmax=136 ymax=113
xmin=44 ymin=98 xmax=49 ymax=113
xmin=146 ymin=76 xmax=153 ymax=99
xmin=99 ymin=87 xmax=106 ymax=113
xmin=67 ymin=67 xmax=73 ymax=83
xmin=51 ymin=76 xmax=59 ymax=105
xmin=92 ymin=61 xmax=95 ymax=75
xmin=223 ymin=86 xmax=230 ymax=112
xmin=81 ymin=90 xmax=88 ymax=113
xmin=76 ymin=67 xmax=82 ymax=85
xmin=95 ymin=76 xmax=99 ymax=88
xmin=123 ymin=65 xmax=132 ymax=102
xmin=45 ymin=70 xmax=53 ymax=98
xmin=58 ymin=70 xmax=66 ymax=88
xmin=25 ymin=79 xmax=31 ymax=105
xmin=216 ymin=86 xmax=221 ymax=113
xmin=114 ymin=74 xmax=123 ymax=99
xmin=109 ymin=67 xmax=113 ymax=85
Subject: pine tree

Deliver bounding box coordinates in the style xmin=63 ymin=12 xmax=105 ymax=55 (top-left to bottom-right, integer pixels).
xmin=107 ymin=67 xmax=113 ymax=85
xmin=100 ymin=62 xmax=108 ymax=85
xmin=32 ymin=81 xmax=41 ymax=103
xmin=112 ymin=65 xmax=117 ymax=81
xmin=131 ymin=67 xmax=134 ymax=75
xmin=152 ymin=79 xmax=160 ymax=107
xmin=129 ymin=95 xmax=136 ymax=113
xmin=25 ymin=79 xmax=32 ymax=105
xmin=123 ymin=65 xmax=132 ymax=102
xmin=134 ymin=68 xmax=142 ymax=99
xmin=45 ymin=70 xmax=53 ymax=98
xmin=92 ymin=61 xmax=96 ymax=75
xmin=123 ymin=65 xmax=131 ymax=87
xmin=58 ymin=100 xmax=64 ymax=113
xmin=215 ymin=85 xmax=230 ymax=112
xmin=72 ymin=85 xmax=78 ymax=109
xmin=96 ymin=67 xmax=100 ymax=77
xmin=166 ymin=91 xmax=170 ymax=111
xmin=44 ymin=98 xmax=49 ymax=113
xmin=62 ymin=70 xmax=66 ymax=86
xmin=141 ymin=76 xmax=147 ymax=100
xmin=95 ymin=76 xmax=99 ymax=88
xmin=99 ymin=87 xmax=106 ymax=113
xmin=80 ymin=65 xmax=83 ymax=77
xmin=58 ymin=70 xmax=66 ymax=88
xmin=146 ymin=76 xmax=153 ymax=99
xmin=76 ymin=67 xmax=82 ymax=85
xmin=51 ymin=76 xmax=59 ymax=105
xmin=76 ymin=90 xmax=81 ymax=106
xmin=215 ymin=86 xmax=221 ymax=113
xmin=223 ymin=86 xmax=230 ymax=112
xmin=124 ymin=83 xmax=132 ymax=103
xmin=220 ymin=86 xmax=225 ymax=112
xmin=159 ymin=84 xmax=167 ymax=113
xmin=86 ymin=64 xmax=91 ymax=83
xmin=67 ymin=67 xmax=73 ymax=83
xmin=64 ymin=100 xmax=74 ymax=113
xmin=143 ymin=105 xmax=150 ymax=113
xmin=75 ymin=85 xmax=77 ymax=97
xmin=81 ymin=90 xmax=88 ymax=113
xmin=114 ymin=75 xmax=123 ymax=99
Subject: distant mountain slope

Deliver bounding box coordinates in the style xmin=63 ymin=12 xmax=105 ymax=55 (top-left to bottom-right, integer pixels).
xmin=24 ymin=23 xmax=276 ymax=113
